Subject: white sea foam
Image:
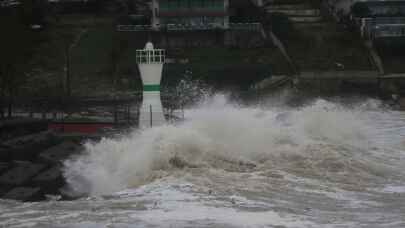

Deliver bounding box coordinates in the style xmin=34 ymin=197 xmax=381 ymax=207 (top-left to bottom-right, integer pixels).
xmin=63 ymin=94 xmax=403 ymax=196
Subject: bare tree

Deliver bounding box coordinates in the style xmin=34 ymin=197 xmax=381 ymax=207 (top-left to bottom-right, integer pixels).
xmin=109 ymin=34 xmax=128 ymax=91
xmin=0 ymin=7 xmax=34 ymax=119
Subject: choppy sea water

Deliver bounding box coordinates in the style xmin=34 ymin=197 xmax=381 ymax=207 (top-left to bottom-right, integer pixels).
xmin=1 ymin=95 xmax=405 ymax=228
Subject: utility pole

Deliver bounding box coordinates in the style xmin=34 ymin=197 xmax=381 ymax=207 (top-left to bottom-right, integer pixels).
xmin=65 ymin=44 xmax=71 ymax=97
xmin=64 ymin=29 xmax=88 ymax=97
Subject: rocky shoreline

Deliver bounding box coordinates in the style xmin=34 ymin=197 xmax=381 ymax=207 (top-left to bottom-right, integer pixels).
xmin=2 ymin=73 xmax=405 ymax=202
xmin=0 ymin=120 xmax=99 ymax=202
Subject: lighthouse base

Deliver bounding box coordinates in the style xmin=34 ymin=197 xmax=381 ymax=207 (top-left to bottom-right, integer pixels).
xmin=139 ymin=92 xmax=165 ymax=128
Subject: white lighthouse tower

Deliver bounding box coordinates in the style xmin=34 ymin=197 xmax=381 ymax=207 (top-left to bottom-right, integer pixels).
xmin=136 ymin=42 xmax=166 ymax=128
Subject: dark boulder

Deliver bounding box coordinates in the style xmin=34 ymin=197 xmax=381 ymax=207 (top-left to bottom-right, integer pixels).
xmin=2 ymin=131 xmax=60 ymax=161
xmin=32 ymin=165 xmax=64 ymax=194
xmin=0 ymin=162 xmax=9 ymax=174
xmin=0 ymin=145 xmax=11 ymax=162
xmin=0 ymin=161 xmax=47 ymax=186
xmin=39 ymin=141 xmax=83 ymax=164
xmin=3 ymin=187 xmax=44 ymax=201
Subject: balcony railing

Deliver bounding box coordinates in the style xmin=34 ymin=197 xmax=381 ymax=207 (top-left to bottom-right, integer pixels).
xmin=117 ymin=25 xmax=153 ymax=31
xmin=357 ymin=17 xmax=405 ymax=39
xmin=374 ymin=25 xmax=405 ymax=38
xmin=136 ymin=49 xmax=165 ymax=64
xmin=166 ymin=23 xmax=223 ymax=30
xmin=116 ymin=23 xmax=262 ymax=32
xmin=158 ymin=7 xmax=227 ymax=17
xmin=166 ymin=22 xmax=261 ymax=31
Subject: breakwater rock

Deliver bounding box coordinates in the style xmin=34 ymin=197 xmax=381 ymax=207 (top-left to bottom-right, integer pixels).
xmin=0 ymin=130 xmax=85 ymax=201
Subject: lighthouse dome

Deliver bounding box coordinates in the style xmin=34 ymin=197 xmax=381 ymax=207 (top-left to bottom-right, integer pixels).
xmin=145 ymin=42 xmax=154 ymax=50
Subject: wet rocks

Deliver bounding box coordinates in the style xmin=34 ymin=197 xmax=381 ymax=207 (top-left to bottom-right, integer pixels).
xmin=32 ymin=165 xmax=64 ymax=194
xmin=0 ymin=131 xmax=85 ymax=201
xmin=1 ymin=131 xmax=60 ymax=161
xmin=169 ymin=155 xmax=189 ymax=169
xmin=39 ymin=141 xmax=83 ymax=164
xmin=169 ymin=155 xmax=199 ymax=169
xmin=400 ymin=97 xmax=405 ymax=110
xmin=3 ymin=187 xmax=43 ymax=202
xmin=0 ymin=145 xmax=11 ymax=161
xmin=0 ymin=161 xmax=47 ymax=201
xmin=0 ymin=118 xmax=93 ymax=201
xmin=0 ymin=162 xmax=8 ymax=173
xmin=0 ymin=186 xmax=10 ymax=197
xmin=0 ymin=119 xmax=48 ymax=141
xmin=0 ymin=161 xmax=46 ymax=186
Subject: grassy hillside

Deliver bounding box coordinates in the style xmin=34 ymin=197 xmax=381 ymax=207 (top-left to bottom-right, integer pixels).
xmin=26 ymin=15 xmax=289 ymax=96
xmin=285 ymin=23 xmax=374 ymax=71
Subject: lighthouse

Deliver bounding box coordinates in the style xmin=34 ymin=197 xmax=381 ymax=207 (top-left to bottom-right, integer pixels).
xmin=136 ymin=42 xmax=165 ymax=128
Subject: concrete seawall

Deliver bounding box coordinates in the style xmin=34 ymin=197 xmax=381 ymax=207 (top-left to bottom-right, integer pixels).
xmin=298 ymin=71 xmax=405 ymax=96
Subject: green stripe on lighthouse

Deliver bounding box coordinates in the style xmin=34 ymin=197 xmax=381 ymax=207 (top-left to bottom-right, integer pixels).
xmin=143 ymin=84 xmax=160 ymax=91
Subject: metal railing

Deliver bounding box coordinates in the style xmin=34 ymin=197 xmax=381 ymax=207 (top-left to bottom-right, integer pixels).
xmin=158 ymin=8 xmax=227 ymax=17
xmin=1 ymin=94 xmax=185 ymax=127
xmin=166 ymin=23 xmax=223 ymax=31
xmin=158 ymin=0 xmax=224 ymax=11
xmin=136 ymin=49 xmax=166 ymax=64
xmin=116 ymin=23 xmax=262 ymax=32
xmin=356 ymin=17 xmax=405 ymax=39
xmin=374 ymin=25 xmax=405 ymax=38
xmin=117 ymin=25 xmax=153 ymax=31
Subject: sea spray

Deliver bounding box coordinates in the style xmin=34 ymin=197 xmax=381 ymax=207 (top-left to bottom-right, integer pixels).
xmin=1 ymin=94 xmax=405 ymax=227
xmin=63 ymin=94 xmax=404 ymax=196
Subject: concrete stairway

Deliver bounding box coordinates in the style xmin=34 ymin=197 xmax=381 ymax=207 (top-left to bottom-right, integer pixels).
xmin=263 ymin=0 xmax=322 ymax=23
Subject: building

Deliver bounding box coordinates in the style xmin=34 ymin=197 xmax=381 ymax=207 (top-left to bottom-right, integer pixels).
xmin=117 ymin=0 xmax=263 ymax=32
xmin=351 ymin=0 xmax=405 ymax=40
xmin=117 ymin=0 xmax=263 ymax=47
xmin=150 ymin=0 xmax=230 ymax=30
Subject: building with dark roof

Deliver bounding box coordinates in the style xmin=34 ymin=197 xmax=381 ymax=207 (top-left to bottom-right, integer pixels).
xmin=351 ymin=0 xmax=405 ymax=40
xmin=150 ymin=0 xmax=230 ymax=30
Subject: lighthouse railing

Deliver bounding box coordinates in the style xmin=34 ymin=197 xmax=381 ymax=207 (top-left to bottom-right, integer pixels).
xmin=136 ymin=49 xmax=165 ymax=64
